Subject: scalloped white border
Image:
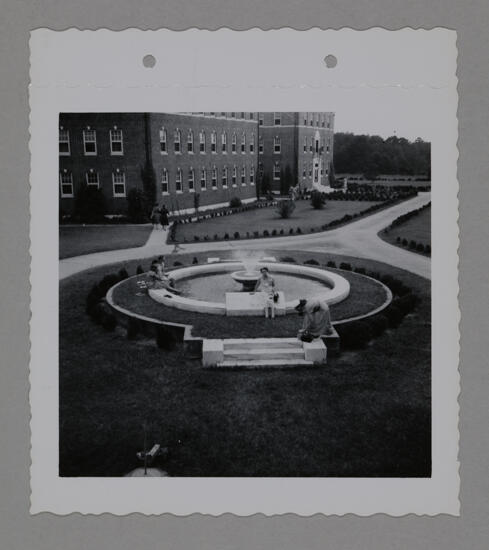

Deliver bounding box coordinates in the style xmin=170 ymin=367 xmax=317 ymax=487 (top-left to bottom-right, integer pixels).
xmin=29 ymin=28 xmax=459 ymax=516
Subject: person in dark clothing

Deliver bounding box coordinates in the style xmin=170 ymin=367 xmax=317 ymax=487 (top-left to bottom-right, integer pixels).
xmin=160 ymin=204 xmax=169 ymax=229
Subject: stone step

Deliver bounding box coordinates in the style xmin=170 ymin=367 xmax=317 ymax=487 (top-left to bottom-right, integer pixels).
xmin=223 ymin=348 xmax=305 ymax=361
xmin=223 ymin=338 xmax=302 ymax=350
xmin=216 ymin=359 xmax=315 ymax=369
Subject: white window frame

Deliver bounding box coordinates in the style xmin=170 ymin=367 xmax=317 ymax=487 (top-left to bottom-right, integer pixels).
xmin=188 ymin=168 xmax=195 ymax=192
xmin=249 ymin=133 xmax=255 ymax=153
xmin=231 ymin=133 xmax=237 ymax=153
xmin=259 ymin=113 xmax=263 ymax=126
xmin=161 ymin=169 xmax=169 ymax=194
xmin=160 ymin=128 xmax=167 ymax=154
xmin=175 ymin=168 xmax=183 ymax=192
xmin=250 ymin=166 xmax=255 ymax=185
xmin=211 ymin=166 xmax=218 ymax=189
xmin=86 ymin=171 xmax=99 ymax=188
xmin=200 ymin=168 xmax=207 ymax=190
xmin=199 ymin=130 xmax=206 ymax=153
xmin=59 ymin=129 xmax=70 ymax=156
xmin=303 ymin=137 xmax=307 ymax=153
xmin=211 ymin=131 xmax=217 ymax=153
xmin=112 ymin=172 xmax=126 ymax=197
xmin=232 ymin=166 xmax=237 ymax=187
xmin=221 ymin=132 xmax=227 ymax=153
xmin=274 ymin=112 xmax=281 ymax=126
xmin=222 ymin=166 xmax=228 ymax=188
xmin=83 ymin=129 xmax=97 ymax=156
xmin=59 ymin=171 xmax=74 ymax=197
xmin=274 ymin=136 xmax=281 ymax=154
xmin=187 ymin=130 xmax=194 ymax=153
xmin=273 ymin=163 xmax=281 ymax=181
xmin=241 ymin=166 xmax=246 ymax=186
xmin=249 ymin=112 xmax=254 ymax=120
xmin=110 ymin=129 xmax=124 ymax=155
xmin=259 ymin=137 xmax=263 ymax=154
xmin=241 ymin=133 xmax=246 ymax=154
xmin=174 ymin=129 xmax=181 ymax=153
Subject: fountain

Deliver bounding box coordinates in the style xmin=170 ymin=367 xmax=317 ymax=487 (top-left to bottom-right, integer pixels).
xmin=230 ymin=259 xmax=261 ymax=291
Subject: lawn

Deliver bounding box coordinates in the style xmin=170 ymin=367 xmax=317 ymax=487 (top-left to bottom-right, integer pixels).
xmin=59 ymin=250 xmax=431 ymax=477
xmin=111 ymin=256 xmax=390 ymax=338
xmin=59 ymin=225 xmax=152 ymax=259
xmin=379 ymin=206 xmax=431 ymax=254
xmin=173 ymin=200 xmax=380 ymax=243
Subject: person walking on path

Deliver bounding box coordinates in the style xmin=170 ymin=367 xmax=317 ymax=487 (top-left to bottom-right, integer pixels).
xmin=160 ymin=204 xmax=169 ymax=229
xmin=295 ymin=298 xmax=333 ymax=341
xmin=150 ymin=203 xmax=162 ymax=230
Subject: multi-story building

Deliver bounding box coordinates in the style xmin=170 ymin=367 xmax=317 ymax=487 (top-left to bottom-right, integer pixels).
xmin=59 ymin=111 xmax=334 ymax=217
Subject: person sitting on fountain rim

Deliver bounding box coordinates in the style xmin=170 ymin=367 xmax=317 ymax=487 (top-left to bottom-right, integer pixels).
xmin=295 ymin=298 xmax=333 ymax=341
xmin=146 ymin=260 xmax=181 ymax=294
xmin=254 ymin=266 xmax=276 ymax=319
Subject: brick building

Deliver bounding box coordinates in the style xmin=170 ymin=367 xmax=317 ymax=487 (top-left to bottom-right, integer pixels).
xmin=59 ymin=111 xmax=334 ymax=217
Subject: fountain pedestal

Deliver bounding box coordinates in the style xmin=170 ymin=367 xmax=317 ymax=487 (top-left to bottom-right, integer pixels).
xmin=225 ymin=292 xmax=286 ymax=316
xmin=230 ymin=270 xmax=260 ymax=292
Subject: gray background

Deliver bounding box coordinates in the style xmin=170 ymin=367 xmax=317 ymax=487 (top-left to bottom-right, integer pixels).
xmin=1 ymin=0 xmax=487 ymax=548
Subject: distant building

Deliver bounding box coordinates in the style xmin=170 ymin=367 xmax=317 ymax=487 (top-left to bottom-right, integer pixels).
xmin=59 ymin=112 xmax=334 ymax=217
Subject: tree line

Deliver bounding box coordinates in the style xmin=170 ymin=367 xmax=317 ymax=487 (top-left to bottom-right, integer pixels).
xmin=333 ymin=133 xmax=431 ymax=179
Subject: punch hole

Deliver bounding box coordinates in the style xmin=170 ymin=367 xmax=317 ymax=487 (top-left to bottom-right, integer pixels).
xmin=324 ymin=55 xmax=338 ymax=69
xmin=143 ymin=54 xmax=156 ymax=68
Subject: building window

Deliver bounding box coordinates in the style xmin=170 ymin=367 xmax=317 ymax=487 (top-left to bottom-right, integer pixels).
xmin=327 ymin=118 xmax=331 ymax=129
xmin=303 ymin=137 xmax=307 ymax=153
xmin=222 ymin=166 xmax=228 ymax=187
xmin=188 ymin=168 xmax=195 ymax=191
xmin=258 ymin=162 xmax=264 ymax=178
xmin=241 ymin=166 xmax=246 ymax=185
xmin=274 ymin=112 xmax=281 ymax=125
xmin=274 ymin=136 xmax=281 ymax=154
xmin=200 ymin=168 xmax=207 ymax=190
xmin=309 ymin=138 xmax=313 ymax=152
xmin=161 ymin=169 xmax=169 ymax=194
xmin=176 ymin=169 xmax=183 ymax=192
xmin=112 ymin=172 xmax=126 ymax=197
xmin=231 ymin=112 xmax=236 ymax=118
xmin=83 ymin=129 xmax=97 ymax=155
xmin=86 ymin=171 xmax=99 ymax=188
xmin=273 ymin=163 xmax=281 ymax=180
xmin=259 ymin=113 xmax=263 ymax=126
xmin=241 ymin=133 xmax=246 ymax=153
xmin=315 ymin=114 xmax=319 ymax=127
xmin=249 ymin=133 xmax=255 ymax=153
xmin=309 ymin=115 xmax=313 ymax=126
xmin=174 ymin=129 xmax=181 ymax=153
xmin=309 ymin=165 xmax=312 ymax=177
xmin=303 ymin=113 xmax=307 ymax=125
xmin=221 ymin=131 xmax=227 ymax=153
xmin=240 ymin=112 xmax=245 ymax=119
xmin=110 ymin=129 xmax=123 ymax=155
xmin=321 ymin=114 xmax=325 ymax=128
xmin=212 ymin=166 xmax=218 ymax=189
xmin=59 ymin=172 xmax=73 ymax=197
xmin=59 ymin=129 xmax=70 ymax=155
xmin=220 ymin=112 xmax=226 ymax=117
xmin=259 ymin=137 xmax=263 ymax=154
xmin=211 ymin=131 xmax=217 ymax=153
xmin=199 ymin=130 xmax=206 ymax=153
xmin=250 ymin=166 xmax=255 ymax=185
xmin=326 ymin=143 xmax=330 ymax=153
xmin=187 ymin=130 xmax=194 ymax=153
xmin=159 ymin=128 xmax=167 ymax=153
xmin=249 ymin=113 xmax=254 ymax=120
xmin=315 ymin=139 xmax=319 ymax=154
xmin=232 ymin=133 xmax=237 ymax=153
xmin=232 ymin=166 xmax=237 ymax=186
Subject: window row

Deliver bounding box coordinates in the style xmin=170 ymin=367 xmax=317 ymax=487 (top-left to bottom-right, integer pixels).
xmin=159 ymin=128 xmax=257 ymax=155
xmin=302 ymin=113 xmax=332 ymax=128
xmin=161 ymin=166 xmax=255 ymax=193
xmin=301 ymin=137 xmax=331 ymax=154
xmin=189 ymin=112 xmax=256 ymax=120
xmin=59 ymin=128 xmax=123 ymax=156
xmin=300 ymin=164 xmax=329 ymax=178
xmin=59 ymin=170 xmax=127 ymax=198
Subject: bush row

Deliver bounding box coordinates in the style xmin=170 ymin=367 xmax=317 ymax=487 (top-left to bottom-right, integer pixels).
xmin=395 ymin=237 xmax=431 ymax=255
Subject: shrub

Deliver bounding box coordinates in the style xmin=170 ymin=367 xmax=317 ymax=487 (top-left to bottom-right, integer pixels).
xmin=98 ymin=273 xmax=121 ymax=295
xmin=86 ymin=284 xmax=104 ymax=315
xmin=192 ymin=257 xmax=199 ymax=264
xmin=280 ymin=256 xmax=296 ymax=263
xmin=279 ymin=229 xmax=284 ymax=235
xmin=271 ymin=229 xmax=277 ymax=236
xmin=118 ymin=268 xmax=129 ymax=280
xmin=310 ymin=190 xmax=325 ymax=209
xmin=289 ymin=228 xmax=294 ymax=235
xmin=214 ymin=234 xmax=219 ymax=240
xmin=276 ymin=199 xmax=296 ymax=219
xmin=409 ymin=240 xmax=417 ymax=250
xmin=354 ymin=266 xmax=366 ymax=275
xmin=193 ymin=235 xmax=200 ymax=242
xmin=369 ymin=314 xmax=389 ymax=337
xmin=229 ymin=197 xmax=242 ymax=208
xmin=393 ymin=293 xmax=418 ymax=314
xmin=173 ymin=261 xmax=182 ymax=266
xmin=339 ymin=262 xmax=352 ymax=271
xmin=101 ymin=312 xmax=117 ymax=332
xmin=234 ymin=231 xmax=240 ymax=239
xmin=396 ymin=236 xmax=401 ymax=243
xmin=263 ymin=230 xmax=270 ymax=237
xmin=126 ymin=318 xmax=142 ymax=340
xmin=224 ymin=233 xmax=229 ymax=240
xmin=425 ymin=244 xmax=431 ymax=255
xmin=416 ymin=242 xmax=425 ymax=252
xmin=296 ymin=227 xmax=302 ymax=234
xmin=304 ymin=259 xmax=320 ymax=265
xmin=336 ymin=320 xmax=373 ymax=349
xmin=326 ymin=260 xmax=336 ymax=268
xmin=156 ymin=326 xmax=176 ymax=350
xmin=384 ymin=304 xmax=404 ymax=328
xmin=136 ymin=265 xmax=144 ymax=275
xmin=253 ymin=231 xmax=259 ymax=238
xmin=402 ymin=238 xmax=408 ymax=246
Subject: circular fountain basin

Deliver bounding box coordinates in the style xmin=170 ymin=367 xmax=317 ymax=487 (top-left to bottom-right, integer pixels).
xmin=148 ymin=261 xmax=350 ymax=316
xmin=230 ymin=270 xmax=261 ymax=291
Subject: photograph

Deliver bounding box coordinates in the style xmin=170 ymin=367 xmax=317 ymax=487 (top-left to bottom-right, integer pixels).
xmin=58 ymin=111 xmax=432 ymax=478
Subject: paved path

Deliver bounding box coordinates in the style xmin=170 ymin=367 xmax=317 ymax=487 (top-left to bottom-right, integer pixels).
xmin=60 ymin=193 xmax=431 ymax=280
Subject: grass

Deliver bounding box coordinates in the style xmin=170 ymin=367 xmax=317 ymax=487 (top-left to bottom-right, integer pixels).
xmin=59 ymin=225 xmax=152 ymax=259
xmin=174 ymin=200 xmax=380 ymax=242
xmin=111 ymin=261 xmax=389 ymax=338
xmin=60 ymin=250 xmax=430 ymax=477
xmin=379 ymin=206 xmax=431 ymax=255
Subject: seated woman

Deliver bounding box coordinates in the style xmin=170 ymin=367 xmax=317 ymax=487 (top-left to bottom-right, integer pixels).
xmin=254 ymin=267 xmax=277 ymax=319
xmin=146 ymin=261 xmax=181 ymax=294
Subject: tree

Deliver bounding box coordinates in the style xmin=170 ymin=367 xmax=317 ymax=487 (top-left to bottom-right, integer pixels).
xmin=328 ymin=161 xmax=336 ymax=187
xmin=127 ymin=188 xmax=148 ymax=223
xmin=276 ymin=199 xmax=296 ymax=219
xmin=74 ymin=184 xmax=107 ymax=223
xmin=280 ymin=164 xmax=293 ymax=196
xmin=140 ymin=159 xmax=157 ymax=212
xmin=311 ymin=190 xmax=325 ymax=209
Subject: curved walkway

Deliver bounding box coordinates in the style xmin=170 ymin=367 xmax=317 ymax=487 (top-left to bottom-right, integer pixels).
xmin=60 ymin=193 xmax=431 ymax=280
